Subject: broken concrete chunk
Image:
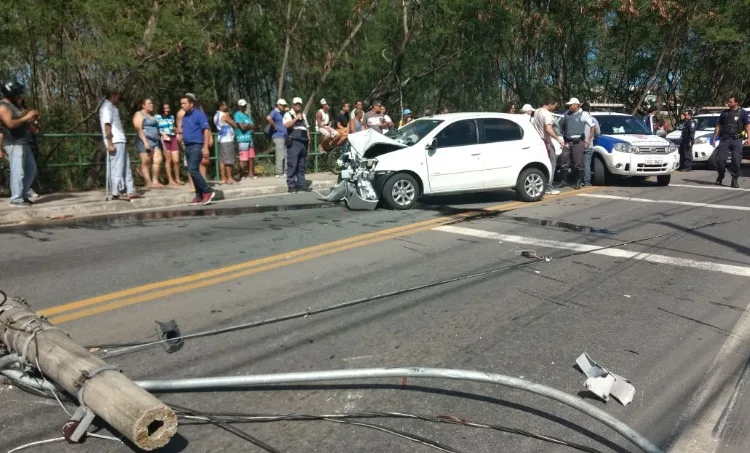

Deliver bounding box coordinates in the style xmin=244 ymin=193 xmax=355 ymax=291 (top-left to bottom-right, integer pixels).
xmin=575 ymin=352 xmax=635 ymax=406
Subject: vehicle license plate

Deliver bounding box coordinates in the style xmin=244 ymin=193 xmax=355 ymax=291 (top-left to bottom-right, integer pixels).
xmin=645 ymin=158 xmax=662 ymax=165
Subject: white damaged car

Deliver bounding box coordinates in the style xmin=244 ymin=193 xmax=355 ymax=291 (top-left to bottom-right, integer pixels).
xmin=324 ymin=113 xmax=553 ymax=210
xmin=589 ymin=112 xmax=679 ymax=186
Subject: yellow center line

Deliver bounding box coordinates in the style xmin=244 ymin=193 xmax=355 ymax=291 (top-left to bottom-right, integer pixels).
xmin=44 ymin=187 xmax=597 ymax=324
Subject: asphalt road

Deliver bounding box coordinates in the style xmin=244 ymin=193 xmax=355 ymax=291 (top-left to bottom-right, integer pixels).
xmin=3 ymin=169 xmax=750 ymax=453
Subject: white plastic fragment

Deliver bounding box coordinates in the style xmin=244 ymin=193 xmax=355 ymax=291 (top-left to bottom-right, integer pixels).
xmin=575 ymin=352 xmax=635 ymax=406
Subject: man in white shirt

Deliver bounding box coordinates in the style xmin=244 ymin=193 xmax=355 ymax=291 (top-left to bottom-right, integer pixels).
xmin=532 ymin=98 xmax=565 ymax=195
xmin=99 ymin=88 xmax=137 ymax=200
xmin=380 ymin=106 xmax=394 ymax=134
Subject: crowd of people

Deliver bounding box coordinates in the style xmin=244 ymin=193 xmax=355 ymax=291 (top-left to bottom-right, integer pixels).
xmin=7 ymin=78 xmax=749 ymax=208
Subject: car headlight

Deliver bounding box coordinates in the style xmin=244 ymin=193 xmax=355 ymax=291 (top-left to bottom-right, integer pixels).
xmin=694 ymin=136 xmax=709 ymax=145
xmin=668 ymin=144 xmax=678 ymax=153
xmin=613 ymin=143 xmax=638 ymax=153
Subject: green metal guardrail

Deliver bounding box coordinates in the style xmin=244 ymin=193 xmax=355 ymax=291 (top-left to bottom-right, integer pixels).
xmin=25 ymin=132 xmax=323 ymax=190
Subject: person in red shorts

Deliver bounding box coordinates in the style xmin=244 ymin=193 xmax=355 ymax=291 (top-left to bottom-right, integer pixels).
xmin=233 ymin=99 xmax=257 ymax=179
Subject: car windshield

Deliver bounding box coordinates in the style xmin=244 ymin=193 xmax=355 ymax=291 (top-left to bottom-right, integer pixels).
xmin=695 ymin=116 xmax=719 ymax=131
xmin=595 ymin=115 xmax=652 ymax=135
xmin=387 ymin=119 xmax=444 ymax=146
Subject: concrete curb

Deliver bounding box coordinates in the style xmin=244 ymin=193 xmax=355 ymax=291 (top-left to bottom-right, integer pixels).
xmin=0 ymin=180 xmax=338 ymax=226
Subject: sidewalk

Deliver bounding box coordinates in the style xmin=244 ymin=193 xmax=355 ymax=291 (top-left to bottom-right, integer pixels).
xmin=0 ymin=173 xmax=338 ymax=226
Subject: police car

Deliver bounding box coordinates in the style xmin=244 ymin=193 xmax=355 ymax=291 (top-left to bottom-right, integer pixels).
xmin=589 ymin=112 xmax=678 ymax=185
xmin=665 ymin=112 xmax=719 ymax=164
xmin=666 ymin=108 xmax=750 ymax=166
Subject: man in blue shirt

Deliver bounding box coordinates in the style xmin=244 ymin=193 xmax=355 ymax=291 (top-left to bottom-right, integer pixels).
xmin=266 ymin=99 xmax=288 ymax=177
xmin=178 ymin=94 xmax=215 ymax=205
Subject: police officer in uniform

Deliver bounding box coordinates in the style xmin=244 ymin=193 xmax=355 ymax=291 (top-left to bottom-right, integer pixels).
xmin=678 ymin=110 xmax=696 ymax=172
xmin=712 ymin=96 xmax=750 ymax=188
xmin=283 ymin=97 xmax=313 ymax=193
xmin=559 ymin=97 xmax=596 ymax=189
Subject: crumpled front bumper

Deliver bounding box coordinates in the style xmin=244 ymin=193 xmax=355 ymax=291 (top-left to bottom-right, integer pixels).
xmin=323 ymin=179 xmax=379 ymax=211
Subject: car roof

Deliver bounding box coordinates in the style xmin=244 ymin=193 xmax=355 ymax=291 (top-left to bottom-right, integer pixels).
xmin=590 ymin=112 xmax=631 ymax=116
xmin=422 ymin=112 xmax=525 ymax=121
xmin=695 ymin=113 xmax=720 ymax=117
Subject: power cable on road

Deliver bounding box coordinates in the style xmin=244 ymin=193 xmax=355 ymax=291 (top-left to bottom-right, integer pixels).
xmin=173 ymin=409 xmax=609 ymax=453
xmin=89 ymin=215 xmax=747 ymax=359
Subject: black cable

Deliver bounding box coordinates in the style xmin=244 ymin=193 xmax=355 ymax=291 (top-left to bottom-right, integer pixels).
xmin=170 ymin=404 xmax=283 ymax=453
xmin=89 ymin=215 xmax=746 ymax=357
xmin=173 ymin=410 xmax=608 ymax=453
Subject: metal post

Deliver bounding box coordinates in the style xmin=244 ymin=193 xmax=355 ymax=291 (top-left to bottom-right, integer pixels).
xmin=77 ymin=135 xmax=84 ymax=191
xmin=104 ymin=140 xmax=111 ymax=201
xmin=313 ymin=132 xmax=319 ymax=173
xmin=213 ymin=134 xmax=220 ymax=182
xmin=136 ymin=367 xmax=663 ymax=453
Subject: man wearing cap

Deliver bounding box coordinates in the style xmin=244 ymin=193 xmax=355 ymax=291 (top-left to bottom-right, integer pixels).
xmin=179 ymin=93 xmax=215 ymax=205
xmin=559 ymin=97 xmax=596 ymax=189
xmin=283 ymin=97 xmax=312 ymax=193
xmin=315 ymin=98 xmax=339 ymax=153
xmin=266 ymin=99 xmax=288 ymax=178
xmin=234 ymin=99 xmax=256 ymax=179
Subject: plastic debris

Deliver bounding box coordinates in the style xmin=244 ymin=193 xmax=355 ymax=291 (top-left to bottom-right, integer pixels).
xmin=575 ymin=352 xmax=635 ymax=406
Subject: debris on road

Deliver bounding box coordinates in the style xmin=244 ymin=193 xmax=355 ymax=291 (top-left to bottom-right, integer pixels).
xmin=0 ymin=294 xmax=178 ymax=450
xmin=575 ymin=352 xmax=636 ymax=406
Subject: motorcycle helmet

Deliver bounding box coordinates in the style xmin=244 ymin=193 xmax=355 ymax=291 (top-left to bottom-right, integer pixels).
xmin=0 ymin=80 xmax=25 ymax=99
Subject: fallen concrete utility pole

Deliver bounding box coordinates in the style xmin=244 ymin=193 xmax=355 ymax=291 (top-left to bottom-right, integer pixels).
xmin=0 ymin=296 xmax=177 ymax=450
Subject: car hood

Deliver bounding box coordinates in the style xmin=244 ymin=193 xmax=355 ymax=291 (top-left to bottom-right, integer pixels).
xmin=595 ymin=134 xmax=672 ymax=152
xmin=347 ymin=130 xmax=408 ymax=159
xmin=667 ymin=130 xmax=712 ymax=140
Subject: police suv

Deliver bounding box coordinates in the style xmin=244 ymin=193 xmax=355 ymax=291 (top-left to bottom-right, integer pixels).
xmin=589 ymin=110 xmax=678 ymax=186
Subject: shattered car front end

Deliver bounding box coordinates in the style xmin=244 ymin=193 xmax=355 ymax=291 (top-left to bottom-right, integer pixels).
xmin=323 ymin=130 xmax=407 ymax=210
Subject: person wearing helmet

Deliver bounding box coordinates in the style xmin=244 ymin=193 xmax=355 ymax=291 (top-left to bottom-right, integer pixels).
xmin=0 ymin=81 xmax=40 ymax=207
xmin=399 ymin=109 xmax=413 ymax=128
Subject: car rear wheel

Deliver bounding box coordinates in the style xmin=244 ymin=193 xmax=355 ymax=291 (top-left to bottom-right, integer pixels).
xmin=382 ymin=173 xmax=418 ymax=210
xmin=593 ymin=157 xmax=609 ymax=186
xmin=657 ymin=174 xmax=671 ymax=186
xmin=515 ymin=167 xmax=546 ymax=202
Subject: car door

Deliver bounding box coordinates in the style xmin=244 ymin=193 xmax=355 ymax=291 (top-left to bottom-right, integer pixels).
xmin=425 ymin=119 xmax=483 ymax=193
xmin=478 ymin=118 xmax=527 ymax=188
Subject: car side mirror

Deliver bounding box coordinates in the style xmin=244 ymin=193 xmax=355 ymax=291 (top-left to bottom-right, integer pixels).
xmin=426 ymin=138 xmax=437 ymax=151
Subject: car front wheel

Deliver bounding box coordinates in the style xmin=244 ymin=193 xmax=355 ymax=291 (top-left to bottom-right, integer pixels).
xmin=382 ymin=173 xmax=419 ymax=210
xmin=657 ymin=174 xmax=671 ymax=186
xmin=515 ymin=167 xmax=546 ymax=202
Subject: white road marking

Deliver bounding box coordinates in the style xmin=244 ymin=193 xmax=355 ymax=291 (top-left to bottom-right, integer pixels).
xmin=433 ymin=225 xmax=750 ymax=278
xmin=434 ymin=223 xmax=750 ymax=453
xmin=578 ymin=193 xmax=750 ymax=211
xmin=666 ymin=307 xmax=750 ymax=453
xmin=670 ymin=183 xmax=750 ymax=193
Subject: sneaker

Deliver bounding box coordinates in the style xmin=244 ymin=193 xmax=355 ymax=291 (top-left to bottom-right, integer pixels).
xmin=302 ymin=179 xmax=313 ymax=188
xmin=189 ymin=196 xmax=202 ymax=205
xmin=10 ymin=201 xmax=31 ymax=208
xmin=731 ymin=177 xmax=740 ymax=188
xmin=201 ymin=191 xmax=216 ymax=205
xmin=296 ymin=186 xmax=313 ymax=193
xmin=28 ymin=189 xmax=40 ymax=199
xmin=545 ymin=188 xmax=561 ymax=195
xmin=715 ymin=177 xmax=723 ymax=186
